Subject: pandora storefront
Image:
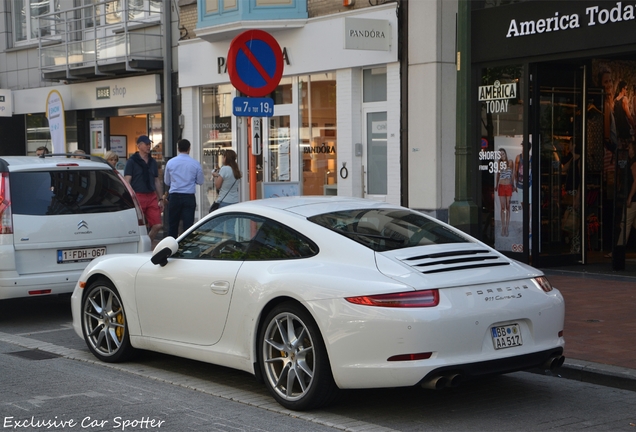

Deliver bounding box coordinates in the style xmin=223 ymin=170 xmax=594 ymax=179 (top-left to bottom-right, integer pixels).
xmin=472 ymin=1 xmax=636 ymax=268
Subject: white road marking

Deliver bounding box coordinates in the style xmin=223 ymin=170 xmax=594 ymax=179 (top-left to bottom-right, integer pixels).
xmin=0 ymin=331 xmax=397 ymax=432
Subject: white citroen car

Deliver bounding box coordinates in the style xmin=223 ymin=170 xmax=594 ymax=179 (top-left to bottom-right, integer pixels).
xmin=0 ymin=155 xmax=150 ymax=300
xmin=71 ymin=197 xmax=564 ymax=411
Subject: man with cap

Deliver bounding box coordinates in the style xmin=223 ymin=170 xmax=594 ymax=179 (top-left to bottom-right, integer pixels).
xmin=124 ymin=135 xmax=164 ymax=241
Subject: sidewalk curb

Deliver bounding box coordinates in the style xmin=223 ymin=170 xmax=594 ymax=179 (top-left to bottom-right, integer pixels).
xmin=556 ymin=358 xmax=636 ymax=392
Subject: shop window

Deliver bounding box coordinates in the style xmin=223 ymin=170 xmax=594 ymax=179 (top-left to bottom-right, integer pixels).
xmin=13 ymin=0 xmax=70 ymax=44
xmin=471 ymin=0 xmax=527 ymax=10
xmin=199 ymin=0 xmax=306 ymax=26
xmin=257 ymin=0 xmax=293 ymax=5
xmin=363 ymin=68 xmax=387 ymax=103
xmin=85 ymin=0 xmax=161 ymax=26
xmin=299 ymin=73 xmax=337 ymax=196
xmin=26 ymin=112 xmax=78 ymax=155
xmin=478 ymin=65 xmax=525 ymax=253
xmin=201 ymin=85 xmax=234 ymax=210
xmin=366 ymin=111 xmax=388 ymax=195
xmin=271 ymin=77 xmax=293 ymax=105
xmin=204 ymin=0 xmax=237 ymax=14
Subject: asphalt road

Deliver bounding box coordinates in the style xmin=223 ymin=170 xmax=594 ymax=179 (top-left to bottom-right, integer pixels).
xmin=1 ymin=295 xmax=635 ymax=431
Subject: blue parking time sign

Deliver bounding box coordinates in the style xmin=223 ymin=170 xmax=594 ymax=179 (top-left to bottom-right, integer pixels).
xmin=233 ymin=97 xmax=274 ymax=117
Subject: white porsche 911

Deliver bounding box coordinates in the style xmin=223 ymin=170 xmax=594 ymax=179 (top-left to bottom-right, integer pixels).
xmin=71 ymin=197 xmax=565 ymax=411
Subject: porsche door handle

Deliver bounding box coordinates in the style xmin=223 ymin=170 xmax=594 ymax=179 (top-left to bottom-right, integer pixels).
xmin=210 ymin=281 xmax=230 ymax=295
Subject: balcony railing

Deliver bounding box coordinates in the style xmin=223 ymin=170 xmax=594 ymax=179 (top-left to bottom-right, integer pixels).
xmin=38 ymin=0 xmax=163 ymax=81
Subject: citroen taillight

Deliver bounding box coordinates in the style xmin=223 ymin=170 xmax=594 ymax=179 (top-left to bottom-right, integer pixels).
xmin=0 ymin=172 xmax=12 ymax=234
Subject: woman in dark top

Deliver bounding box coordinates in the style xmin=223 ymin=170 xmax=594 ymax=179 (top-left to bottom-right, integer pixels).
xmin=616 ymin=141 xmax=636 ymax=248
xmin=614 ymin=80 xmax=635 ymax=143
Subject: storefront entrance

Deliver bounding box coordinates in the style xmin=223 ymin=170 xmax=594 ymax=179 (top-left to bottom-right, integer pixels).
xmin=533 ymin=60 xmax=635 ymax=268
xmin=533 ymin=63 xmax=585 ymax=266
xmin=479 ymin=59 xmax=634 ymax=268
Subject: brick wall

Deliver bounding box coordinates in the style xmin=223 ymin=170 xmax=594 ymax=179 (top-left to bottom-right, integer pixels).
xmin=179 ymin=3 xmax=198 ymax=41
xmin=308 ymin=0 xmax=373 ymax=18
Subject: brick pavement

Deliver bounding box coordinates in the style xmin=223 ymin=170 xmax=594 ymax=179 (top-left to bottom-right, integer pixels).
xmin=545 ymin=272 xmax=636 ymax=370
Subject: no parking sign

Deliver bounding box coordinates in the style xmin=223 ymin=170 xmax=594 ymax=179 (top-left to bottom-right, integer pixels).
xmin=227 ymin=30 xmax=284 ymax=97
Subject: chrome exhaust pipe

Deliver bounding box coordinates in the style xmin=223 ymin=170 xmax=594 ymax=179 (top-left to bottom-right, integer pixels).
xmin=421 ymin=375 xmax=448 ymax=390
xmin=542 ymin=355 xmax=565 ymax=371
xmin=445 ymin=373 xmax=463 ymax=388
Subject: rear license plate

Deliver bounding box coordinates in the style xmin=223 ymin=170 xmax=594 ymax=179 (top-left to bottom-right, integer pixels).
xmin=491 ymin=323 xmax=522 ymax=350
xmin=57 ymin=246 xmax=106 ymax=263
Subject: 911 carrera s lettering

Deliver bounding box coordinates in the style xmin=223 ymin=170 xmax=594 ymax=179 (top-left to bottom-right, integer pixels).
xmin=485 ymin=294 xmax=523 ymax=301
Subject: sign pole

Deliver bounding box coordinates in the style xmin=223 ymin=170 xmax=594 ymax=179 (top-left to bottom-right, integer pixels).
xmin=227 ymin=29 xmax=284 ymax=202
xmin=248 ymin=118 xmax=258 ymax=200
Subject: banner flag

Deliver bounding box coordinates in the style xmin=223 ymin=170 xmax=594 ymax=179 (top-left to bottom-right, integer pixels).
xmin=46 ymin=90 xmax=66 ymax=153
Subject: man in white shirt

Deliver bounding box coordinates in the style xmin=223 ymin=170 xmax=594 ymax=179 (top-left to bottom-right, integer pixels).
xmin=164 ymin=139 xmax=204 ymax=238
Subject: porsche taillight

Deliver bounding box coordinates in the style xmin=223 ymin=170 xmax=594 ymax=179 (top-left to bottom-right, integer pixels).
xmin=534 ymin=276 xmax=554 ymax=293
xmin=0 ymin=172 xmax=12 ymax=234
xmin=345 ymin=289 xmax=439 ymax=308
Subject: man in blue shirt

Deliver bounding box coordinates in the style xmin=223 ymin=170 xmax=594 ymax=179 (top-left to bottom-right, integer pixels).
xmin=164 ymin=139 xmax=204 ymax=238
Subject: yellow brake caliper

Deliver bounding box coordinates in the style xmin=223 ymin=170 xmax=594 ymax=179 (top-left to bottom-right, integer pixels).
xmin=115 ymin=308 xmax=124 ymax=341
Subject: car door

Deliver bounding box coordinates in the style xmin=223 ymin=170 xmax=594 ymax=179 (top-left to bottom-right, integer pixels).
xmin=135 ymin=213 xmax=265 ymax=345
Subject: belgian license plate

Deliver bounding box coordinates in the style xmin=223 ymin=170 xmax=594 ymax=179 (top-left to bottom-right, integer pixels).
xmin=491 ymin=323 xmax=523 ymax=350
xmin=57 ymin=246 xmax=106 ymax=263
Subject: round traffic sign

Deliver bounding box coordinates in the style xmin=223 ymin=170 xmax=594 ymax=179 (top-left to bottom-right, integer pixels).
xmin=227 ymin=30 xmax=284 ymax=97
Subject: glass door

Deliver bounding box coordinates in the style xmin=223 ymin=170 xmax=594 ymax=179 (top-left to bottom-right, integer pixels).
xmin=535 ymin=64 xmax=585 ymax=265
xmin=364 ymin=110 xmax=388 ymax=199
xmin=261 ymin=104 xmax=299 ymax=196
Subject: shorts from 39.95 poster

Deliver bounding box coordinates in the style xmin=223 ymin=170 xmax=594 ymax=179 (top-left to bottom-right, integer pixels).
xmin=498 ymin=184 xmax=513 ymax=197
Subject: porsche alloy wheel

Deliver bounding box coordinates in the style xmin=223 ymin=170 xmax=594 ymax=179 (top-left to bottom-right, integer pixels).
xmin=82 ymin=279 xmax=135 ymax=362
xmin=259 ymin=302 xmax=338 ymax=410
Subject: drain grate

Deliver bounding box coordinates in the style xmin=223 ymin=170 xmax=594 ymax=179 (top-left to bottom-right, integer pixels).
xmin=6 ymin=349 xmax=61 ymax=360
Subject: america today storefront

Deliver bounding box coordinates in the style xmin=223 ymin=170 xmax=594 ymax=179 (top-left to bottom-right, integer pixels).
xmin=471 ymin=0 xmax=636 ymax=269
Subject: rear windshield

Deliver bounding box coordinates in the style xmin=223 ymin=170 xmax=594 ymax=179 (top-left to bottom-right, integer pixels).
xmin=11 ymin=169 xmax=135 ymax=215
xmin=308 ymin=208 xmax=469 ymax=252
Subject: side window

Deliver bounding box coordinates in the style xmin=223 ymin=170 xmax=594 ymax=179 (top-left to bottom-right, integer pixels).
xmin=174 ymin=214 xmax=264 ymax=260
xmin=244 ymin=220 xmax=318 ymax=260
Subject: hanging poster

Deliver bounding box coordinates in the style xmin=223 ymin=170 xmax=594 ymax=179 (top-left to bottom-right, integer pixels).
xmin=110 ymin=135 xmax=127 ymax=158
xmin=46 ymin=90 xmax=66 ymax=153
xmin=90 ymin=120 xmax=104 ymax=156
xmin=493 ymin=135 xmax=525 ymax=252
xmin=262 ymin=182 xmax=300 ymax=198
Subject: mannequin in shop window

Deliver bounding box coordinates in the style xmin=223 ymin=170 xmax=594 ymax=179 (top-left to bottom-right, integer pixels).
xmin=599 ymin=68 xmax=617 ymax=153
xmin=614 ymin=80 xmax=636 ymax=147
xmin=561 ymin=140 xmax=582 ymax=253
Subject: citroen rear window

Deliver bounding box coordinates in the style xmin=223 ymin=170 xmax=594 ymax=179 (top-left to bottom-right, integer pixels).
xmin=11 ymin=170 xmax=135 ymax=215
xmin=308 ymin=208 xmax=469 ymax=252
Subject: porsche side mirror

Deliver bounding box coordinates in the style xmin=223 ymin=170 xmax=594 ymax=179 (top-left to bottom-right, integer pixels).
xmin=151 ymin=237 xmax=179 ymax=267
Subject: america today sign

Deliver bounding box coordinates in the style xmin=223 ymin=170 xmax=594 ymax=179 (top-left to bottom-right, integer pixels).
xmin=505 ymin=1 xmax=636 ymax=38
xmin=473 ymin=1 xmax=636 ymax=63
xmin=478 ymin=81 xmax=517 ymax=114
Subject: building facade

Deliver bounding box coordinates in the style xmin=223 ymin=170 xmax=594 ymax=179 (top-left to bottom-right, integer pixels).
xmin=0 ymin=0 xmax=178 ymax=170
xmin=471 ymin=0 xmax=636 ymax=269
xmin=178 ymin=0 xmax=402 ymax=217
